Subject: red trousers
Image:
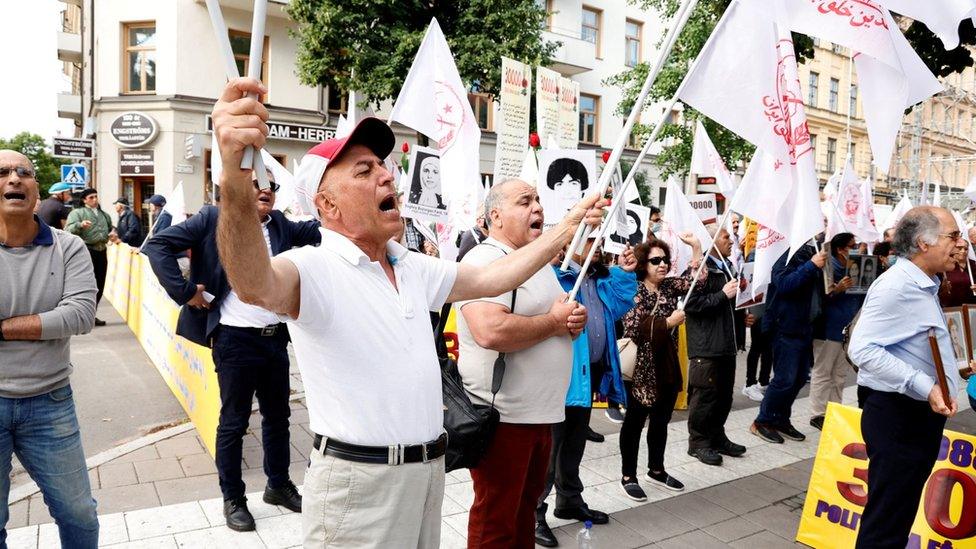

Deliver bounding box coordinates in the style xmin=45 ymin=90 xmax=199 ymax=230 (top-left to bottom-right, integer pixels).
xmin=467 ymin=423 xmax=552 ymax=549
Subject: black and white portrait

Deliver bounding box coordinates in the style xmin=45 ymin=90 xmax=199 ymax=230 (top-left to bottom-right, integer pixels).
xmin=604 ymin=203 xmax=651 ymax=255
xmin=538 ymin=149 xmax=596 ymax=229
xmin=401 ymin=146 xmax=448 ymax=223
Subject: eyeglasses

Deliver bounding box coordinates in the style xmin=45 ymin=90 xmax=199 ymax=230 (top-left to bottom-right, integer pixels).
xmin=253 ymin=181 xmax=281 ymax=193
xmin=648 ymin=256 xmax=670 ymax=266
xmin=0 ymin=166 xmax=35 ymax=178
xmin=939 ymin=231 xmax=963 ymax=241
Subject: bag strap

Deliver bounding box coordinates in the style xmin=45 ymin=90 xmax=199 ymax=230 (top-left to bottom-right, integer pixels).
xmin=481 ymin=243 xmax=518 ymax=405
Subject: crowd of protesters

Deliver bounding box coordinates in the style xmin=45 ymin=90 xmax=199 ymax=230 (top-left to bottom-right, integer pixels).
xmin=2 ymin=79 xmax=975 ymax=549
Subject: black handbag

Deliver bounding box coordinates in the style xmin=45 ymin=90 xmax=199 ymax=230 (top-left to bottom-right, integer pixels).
xmin=440 ymin=287 xmax=516 ymax=472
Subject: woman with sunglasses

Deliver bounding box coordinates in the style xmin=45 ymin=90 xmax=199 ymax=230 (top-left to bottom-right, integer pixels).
xmin=618 ymin=233 xmax=703 ymax=500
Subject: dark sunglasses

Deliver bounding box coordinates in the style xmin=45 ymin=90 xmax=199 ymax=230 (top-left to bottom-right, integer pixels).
xmin=648 ymin=256 xmax=670 ymax=266
xmin=0 ymin=166 xmax=35 ymax=178
xmin=253 ymin=181 xmax=281 ymax=193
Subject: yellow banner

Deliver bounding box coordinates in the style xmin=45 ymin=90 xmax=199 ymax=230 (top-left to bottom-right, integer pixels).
xmin=105 ymin=244 xmax=221 ymax=456
xmin=797 ymin=402 xmax=976 ymax=548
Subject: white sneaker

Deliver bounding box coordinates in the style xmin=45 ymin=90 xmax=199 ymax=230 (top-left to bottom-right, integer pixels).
xmin=742 ymin=384 xmax=764 ymax=402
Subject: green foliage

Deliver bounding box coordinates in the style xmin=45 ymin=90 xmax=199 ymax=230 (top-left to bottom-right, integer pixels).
xmin=286 ymin=0 xmax=558 ymax=107
xmin=609 ymin=0 xmax=975 ymax=180
xmin=0 ymin=133 xmax=60 ymax=194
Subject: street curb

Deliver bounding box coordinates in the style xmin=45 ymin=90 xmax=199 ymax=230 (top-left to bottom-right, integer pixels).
xmin=8 ymin=391 xmax=307 ymax=504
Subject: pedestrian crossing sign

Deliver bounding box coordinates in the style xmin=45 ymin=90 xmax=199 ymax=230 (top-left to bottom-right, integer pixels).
xmin=60 ymin=164 xmax=88 ymax=188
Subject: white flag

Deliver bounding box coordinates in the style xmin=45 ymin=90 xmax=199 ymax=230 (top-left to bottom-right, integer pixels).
xmin=690 ymin=119 xmax=736 ymax=199
xmin=965 ymin=176 xmax=976 ymax=202
xmin=756 ymin=0 xmax=942 ymax=173
xmin=518 ymin=147 xmax=539 ymax=187
xmin=752 ymin=224 xmax=789 ymax=300
xmin=882 ymin=0 xmax=976 ymax=50
xmin=659 ymin=178 xmax=712 ymax=277
xmin=259 ymin=149 xmax=300 ymax=215
xmin=828 ymin=159 xmax=859 ymax=238
xmin=933 ymin=181 xmax=943 ymax=208
xmin=335 ymin=114 xmax=353 ymax=139
xmin=163 ymin=181 xmax=186 ymax=222
xmin=679 ymin=4 xmax=822 ymax=257
xmin=389 ymin=18 xmax=483 ymax=234
xmin=881 ymin=194 xmax=913 ymax=231
xmin=857 ymin=177 xmax=882 ymax=243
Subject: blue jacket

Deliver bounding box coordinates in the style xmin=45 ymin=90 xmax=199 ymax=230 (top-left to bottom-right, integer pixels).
xmin=822 ymin=255 xmax=864 ymax=341
xmin=762 ymin=245 xmax=822 ymax=338
xmin=554 ymin=264 xmax=637 ymax=407
xmin=142 ymin=206 xmax=321 ymax=347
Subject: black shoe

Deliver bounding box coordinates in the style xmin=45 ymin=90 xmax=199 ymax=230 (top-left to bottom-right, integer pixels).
xmin=809 ymin=415 xmax=825 ymax=431
xmin=264 ymin=480 xmax=302 ymax=512
xmin=585 ymin=426 xmax=605 ymax=443
xmin=716 ymin=440 xmax=746 ymax=457
xmin=534 ymin=519 xmax=559 ymax=547
xmin=645 ymin=470 xmax=684 ymax=492
xmin=687 ymin=447 xmax=723 ymax=466
xmin=94 ymin=318 xmax=106 ymax=327
xmin=223 ymin=497 xmax=255 ymax=532
xmin=620 ymin=477 xmax=647 ymax=502
xmin=778 ymin=423 xmax=806 ymax=441
xmin=750 ymin=422 xmax=785 ymax=444
xmin=553 ymin=505 xmax=609 ymax=525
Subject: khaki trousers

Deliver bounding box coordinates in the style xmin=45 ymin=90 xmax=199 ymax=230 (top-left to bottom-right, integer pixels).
xmin=302 ymin=449 xmax=445 ymax=548
xmin=810 ymin=339 xmax=850 ymax=417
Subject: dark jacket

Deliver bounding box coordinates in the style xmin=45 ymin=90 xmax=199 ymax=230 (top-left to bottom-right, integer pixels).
xmin=151 ymin=210 xmax=172 ymax=235
xmin=116 ymin=208 xmax=143 ymax=247
xmin=142 ymin=206 xmax=321 ymax=347
xmin=37 ymin=197 xmax=70 ymax=229
xmin=821 ymin=255 xmax=864 ymax=341
xmin=685 ymin=255 xmax=745 ymax=358
xmin=762 ymin=245 xmax=821 ymax=339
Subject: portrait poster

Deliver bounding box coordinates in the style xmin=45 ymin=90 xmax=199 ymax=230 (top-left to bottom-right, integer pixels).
xmin=844 ymin=254 xmax=878 ymax=294
xmin=400 ymin=146 xmax=447 ymax=223
xmin=537 ymin=148 xmax=596 ymax=230
xmin=943 ymin=307 xmax=970 ymax=366
xmin=735 ymin=261 xmax=766 ymax=309
xmin=536 ymin=66 xmax=561 ymax=146
xmin=965 ymin=304 xmax=976 ymax=361
xmin=492 ymin=57 xmax=532 ymax=181
xmin=605 ymin=203 xmax=651 ymax=255
xmin=557 ymin=77 xmax=580 ymax=149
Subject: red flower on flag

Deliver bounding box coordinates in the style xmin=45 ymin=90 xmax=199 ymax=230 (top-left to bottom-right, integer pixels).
xmin=602 ymin=151 xmax=611 ymax=164
xmin=529 ymin=133 xmax=541 ymax=148
xmin=401 ymin=142 xmax=410 ymax=153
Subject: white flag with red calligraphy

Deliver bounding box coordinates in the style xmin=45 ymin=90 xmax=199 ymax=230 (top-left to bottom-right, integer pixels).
xmin=389 ymin=17 xmax=483 ymax=255
xmin=882 ymin=0 xmax=976 ymax=50
xmin=691 ymin=119 xmax=737 ymax=200
xmin=680 ymin=2 xmax=822 ymax=259
xmin=857 ymin=177 xmax=881 ymax=243
xmin=754 ymin=0 xmax=942 ymax=173
xmin=828 ymin=159 xmax=859 ymax=238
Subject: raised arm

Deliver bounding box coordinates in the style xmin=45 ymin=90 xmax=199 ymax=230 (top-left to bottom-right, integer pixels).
xmin=448 ymin=195 xmax=606 ymax=303
xmin=211 ymin=78 xmax=303 ymax=318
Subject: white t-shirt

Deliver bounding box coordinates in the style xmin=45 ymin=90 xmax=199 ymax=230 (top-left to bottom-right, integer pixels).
xmin=278 ymin=228 xmax=457 ymax=446
xmin=455 ymin=238 xmax=573 ymax=424
xmin=220 ymin=220 xmax=280 ymax=328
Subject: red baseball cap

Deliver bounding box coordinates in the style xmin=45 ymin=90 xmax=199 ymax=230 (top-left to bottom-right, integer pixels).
xmin=295 ymin=117 xmax=396 ymax=219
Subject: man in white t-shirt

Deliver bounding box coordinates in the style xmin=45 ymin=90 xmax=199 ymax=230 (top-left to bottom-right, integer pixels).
xmin=209 ymin=77 xmax=606 ymax=547
xmin=456 ymin=179 xmax=586 ymax=547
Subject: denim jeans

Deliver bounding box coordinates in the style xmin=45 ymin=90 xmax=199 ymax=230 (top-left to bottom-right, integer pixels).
xmin=0 ymin=384 xmax=98 ymax=548
xmin=756 ymin=334 xmax=814 ymax=427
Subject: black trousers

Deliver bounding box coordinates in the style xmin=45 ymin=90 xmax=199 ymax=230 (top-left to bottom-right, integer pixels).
xmin=687 ymin=356 xmax=736 ymax=450
xmin=86 ymin=246 xmax=107 ymax=307
xmin=536 ymin=406 xmax=592 ymax=519
xmin=619 ymin=381 xmax=678 ymax=477
xmin=745 ymin=322 xmax=772 ymax=386
xmin=211 ymin=325 xmax=292 ymax=501
xmin=856 ymin=387 xmax=945 ymax=549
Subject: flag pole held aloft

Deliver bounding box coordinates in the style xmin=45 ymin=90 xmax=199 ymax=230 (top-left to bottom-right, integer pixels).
xmin=561 ymin=0 xmax=699 ymax=271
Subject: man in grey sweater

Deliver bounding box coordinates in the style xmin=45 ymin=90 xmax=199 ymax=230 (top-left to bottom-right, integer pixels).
xmin=0 ymin=150 xmax=100 ymax=548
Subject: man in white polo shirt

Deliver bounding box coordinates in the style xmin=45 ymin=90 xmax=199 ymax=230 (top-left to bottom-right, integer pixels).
xmin=209 ymin=77 xmax=606 ymax=547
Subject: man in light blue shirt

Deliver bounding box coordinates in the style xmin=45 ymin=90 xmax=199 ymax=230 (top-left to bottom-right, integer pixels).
xmin=848 ymin=206 xmax=962 ymax=549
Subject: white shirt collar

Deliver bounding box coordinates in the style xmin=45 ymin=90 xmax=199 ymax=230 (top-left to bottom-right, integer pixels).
xmin=320 ymin=228 xmax=410 ymax=266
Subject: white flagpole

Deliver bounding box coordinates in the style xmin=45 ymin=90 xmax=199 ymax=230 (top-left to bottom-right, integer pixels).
xmin=562 ymin=0 xmax=699 ymax=270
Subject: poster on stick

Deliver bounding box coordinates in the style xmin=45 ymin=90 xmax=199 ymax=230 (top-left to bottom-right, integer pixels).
xmin=605 ymin=203 xmax=651 ymax=255
xmin=538 ymin=149 xmax=595 ymax=230
xmin=536 ymin=66 xmax=561 ymax=146
xmin=492 ymin=57 xmax=532 ymax=181
xmin=401 ymin=146 xmax=447 ymax=223
xmin=687 ymin=193 xmax=718 ymax=224
xmin=557 ymin=77 xmax=580 ymax=149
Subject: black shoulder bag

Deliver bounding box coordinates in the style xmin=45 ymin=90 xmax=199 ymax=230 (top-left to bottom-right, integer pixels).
xmin=441 ymin=246 xmax=516 ymax=472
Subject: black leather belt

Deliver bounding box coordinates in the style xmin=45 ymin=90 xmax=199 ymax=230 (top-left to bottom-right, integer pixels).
xmin=222 ymin=323 xmax=285 ymax=337
xmin=312 ymin=433 xmax=447 ymax=465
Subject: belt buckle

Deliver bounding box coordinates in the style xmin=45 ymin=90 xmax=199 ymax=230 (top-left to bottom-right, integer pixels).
xmin=422 ymin=442 xmax=430 ymax=463
xmin=261 ymin=325 xmax=275 ymax=337
xmin=387 ymin=444 xmax=404 ymax=466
